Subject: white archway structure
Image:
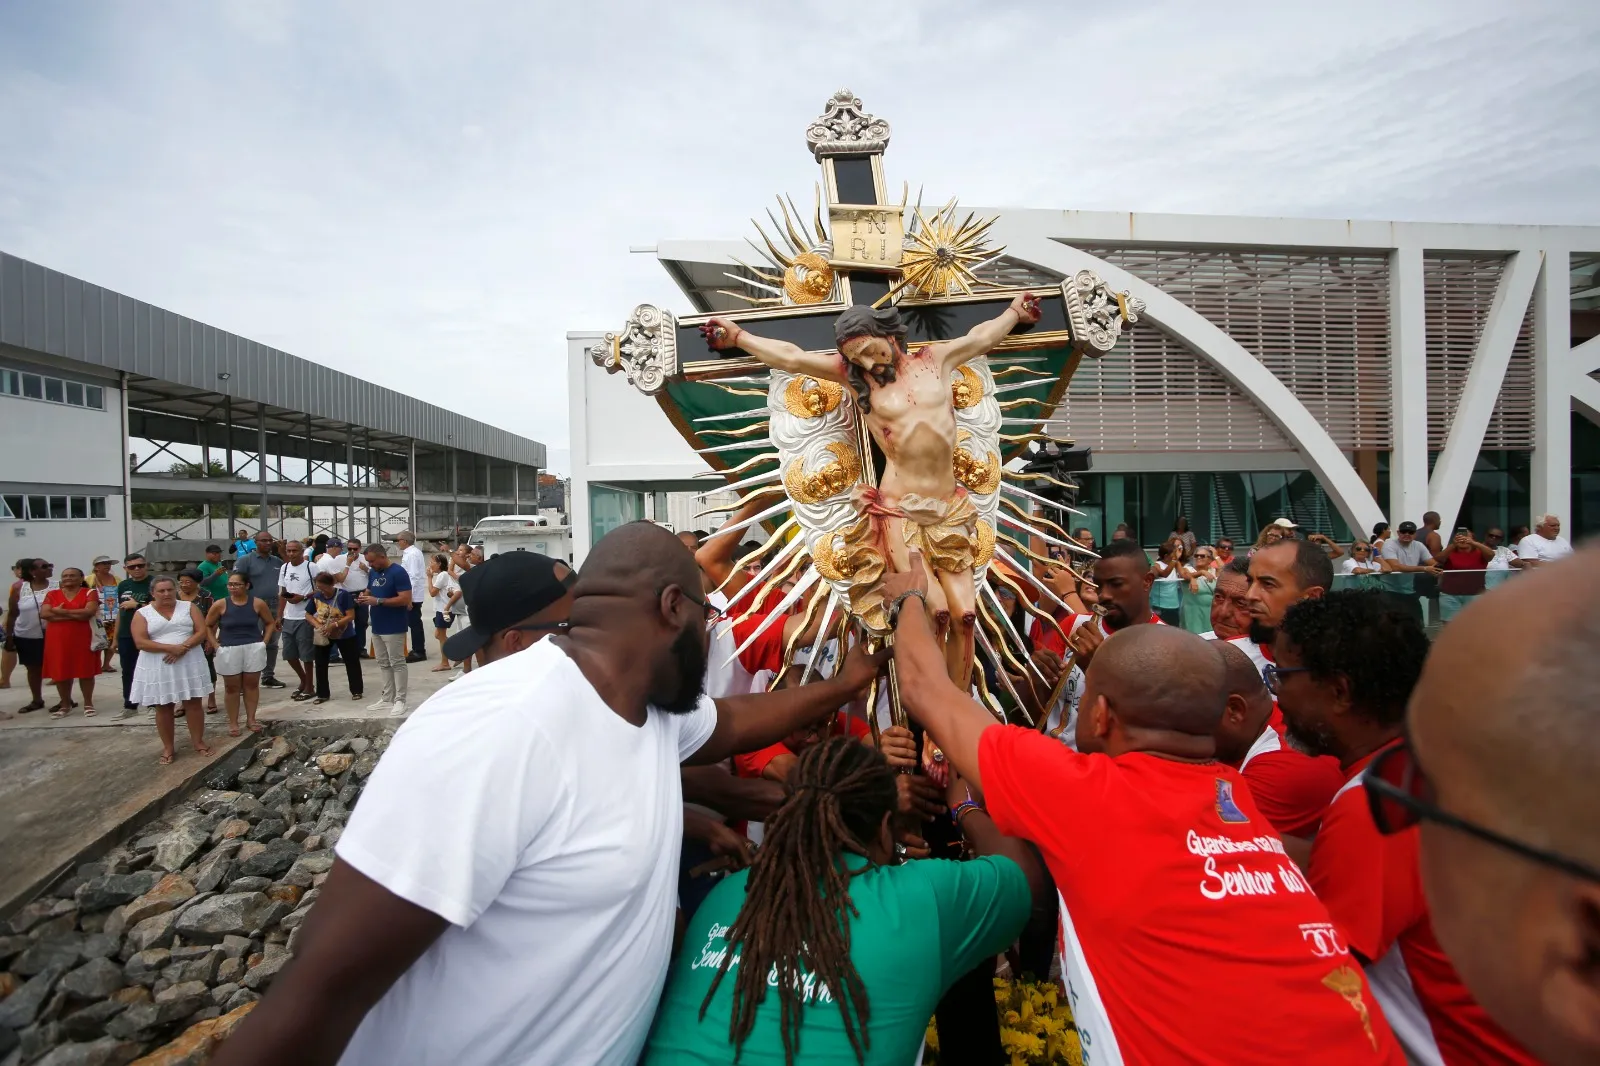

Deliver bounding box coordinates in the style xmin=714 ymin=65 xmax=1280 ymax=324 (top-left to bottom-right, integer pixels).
xmin=993 ymin=227 xmax=1386 ymax=535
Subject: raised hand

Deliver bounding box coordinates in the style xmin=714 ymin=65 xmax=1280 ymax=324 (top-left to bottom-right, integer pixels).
xmin=836 ymin=642 xmax=889 ymax=695
xmin=1010 ymin=291 xmax=1043 ymax=325
xmin=896 ymin=774 xmax=945 ymax=821
xmin=699 ymin=317 xmax=743 ymax=352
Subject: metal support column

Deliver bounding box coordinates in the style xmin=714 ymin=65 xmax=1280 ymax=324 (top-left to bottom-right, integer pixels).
xmin=512 ymin=464 xmax=520 ymax=513
xmin=201 ymin=419 xmax=212 ymax=541
xmin=450 ymin=448 xmax=460 ymax=541
xmin=258 ymin=417 xmax=270 ymax=534
xmin=346 ymin=424 xmax=357 ymax=540
xmin=408 ymin=439 xmax=418 ymax=538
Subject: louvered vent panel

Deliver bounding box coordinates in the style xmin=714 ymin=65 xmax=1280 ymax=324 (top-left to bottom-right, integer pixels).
xmin=1069 ymin=247 xmax=1393 ymax=453
xmin=1423 ymin=255 xmax=1535 ymax=451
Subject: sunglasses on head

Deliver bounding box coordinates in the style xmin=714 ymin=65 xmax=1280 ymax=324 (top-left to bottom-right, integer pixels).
xmin=1364 ymin=741 xmax=1600 ymax=883
xmin=677 ymin=587 xmax=722 ymax=624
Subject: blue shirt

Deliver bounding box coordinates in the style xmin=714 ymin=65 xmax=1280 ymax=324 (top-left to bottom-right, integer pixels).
xmin=366 ymin=564 xmax=412 ymax=635
xmin=233 ymin=538 xmax=256 ymax=557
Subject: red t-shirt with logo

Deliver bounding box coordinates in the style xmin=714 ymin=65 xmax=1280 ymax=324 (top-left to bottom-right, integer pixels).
xmin=979 ymin=725 xmax=1404 ymax=1065
xmin=1308 ymin=745 xmax=1539 ymax=1065
xmin=1238 ymin=728 xmax=1345 ymax=838
xmin=1030 ymin=610 xmax=1163 ymax=659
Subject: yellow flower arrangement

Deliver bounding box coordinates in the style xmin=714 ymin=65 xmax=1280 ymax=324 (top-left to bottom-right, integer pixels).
xmin=923 ymin=977 xmax=1083 ymax=1065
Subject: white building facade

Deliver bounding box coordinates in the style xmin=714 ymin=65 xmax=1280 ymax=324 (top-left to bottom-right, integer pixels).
xmin=0 ymin=350 xmax=128 ymax=568
xmin=570 ymin=210 xmax=1600 ymax=561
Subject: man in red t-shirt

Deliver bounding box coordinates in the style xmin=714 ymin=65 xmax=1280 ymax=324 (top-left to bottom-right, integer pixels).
xmin=887 ymin=554 xmax=1404 ymax=1064
xmin=1245 ymin=537 xmax=1333 ymax=654
xmin=1213 ymin=640 xmax=1343 ymax=840
xmin=1274 ymin=591 xmax=1539 ymax=1065
xmin=1026 ymin=539 xmax=1163 ymax=742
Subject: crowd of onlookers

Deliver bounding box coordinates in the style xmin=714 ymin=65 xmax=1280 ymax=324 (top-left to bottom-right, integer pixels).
xmin=1 ymin=528 xmax=493 ymax=761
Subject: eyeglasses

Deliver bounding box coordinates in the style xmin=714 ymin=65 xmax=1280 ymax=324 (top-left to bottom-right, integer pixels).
xmin=507 ymin=621 xmax=570 ymax=634
xmin=1364 ymin=741 xmax=1600 ymax=883
xmin=677 ymin=587 xmax=723 ymax=624
xmin=126 ymin=563 xmax=148 ymax=570
xmin=1262 ymin=663 xmax=1309 ymax=693
xmin=1353 ymin=545 xmax=1370 ymax=552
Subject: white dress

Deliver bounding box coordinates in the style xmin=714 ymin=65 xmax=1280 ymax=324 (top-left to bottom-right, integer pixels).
xmin=130 ymin=603 xmax=214 ymax=705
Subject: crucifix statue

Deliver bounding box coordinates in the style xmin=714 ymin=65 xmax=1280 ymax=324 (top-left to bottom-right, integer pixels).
xmin=590 ymin=88 xmax=1142 ymax=737
xmin=699 ymin=292 xmax=1043 ymax=688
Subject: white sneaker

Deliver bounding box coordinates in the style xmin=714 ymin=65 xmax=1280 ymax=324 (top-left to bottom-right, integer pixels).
xmin=448 ymin=668 xmax=462 ymax=681
xmin=388 ymin=700 xmax=407 ymax=718
xmin=366 ymin=699 xmax=392 ymax=712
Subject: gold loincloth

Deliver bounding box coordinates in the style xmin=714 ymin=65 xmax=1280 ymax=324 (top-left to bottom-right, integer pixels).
xmin=895 ymin=491 xmax=979 ymax=574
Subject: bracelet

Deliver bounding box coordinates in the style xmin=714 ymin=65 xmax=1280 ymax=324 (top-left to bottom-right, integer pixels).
xmin=951 ymin=800 xmax=985 ymax=826
xmin=888 ymin=589 xmax=927 ymax=629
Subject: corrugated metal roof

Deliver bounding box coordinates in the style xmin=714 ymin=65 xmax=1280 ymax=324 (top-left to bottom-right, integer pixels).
xmin=0 ymin=252 xmax=545 ymax=467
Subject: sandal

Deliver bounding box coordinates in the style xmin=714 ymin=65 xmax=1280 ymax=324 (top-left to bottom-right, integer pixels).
xmin=194 ymin=744 xmax=215 ymax=757
xmin=228 ymin=726 xmax=242 ymax=737
xmin=312 ymin=696 xmax=327 ymax=705
xmin=83 ymin=706 xmax=96 ymax=717
xmin=50 ymin=706 xmax=70 ymax=719
xmin=291 ymin=691 xmax=313 ymax=702
xmin=247 ymin=721 xmax=263 ymax=733
xmin=19 ymin=701 xmax=44 ymax=713
xmin=158 ymin=751 xmax=175 ymax=765
xmin=430 ymin=664 xmax=451 ymax=672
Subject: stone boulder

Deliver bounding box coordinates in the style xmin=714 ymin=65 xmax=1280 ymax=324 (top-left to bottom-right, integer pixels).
xmin=12 ymin=935 xmax=84 ymax=976
xmin=0 ymin=962 xmax=69 ymax=1029
xmin=173 ymin=894 xmax=274 ymax=942
xmin=257 ymin=736 xmax=294 ymax=768
xmin=121 ymin=876 xmax=196 ymax=928
xmin=59 ymin=999 xmax=130 ymax=1041
xmin=59 ymin=957 xmax=125 ymax=1000
xmin=33 ymin=1036 xmax=144 ymax=1066
xmin=149 ymin=825 xmax=210 ymax=874
xmin=124 ymin=911 xmax=179 ymax=955
xmin=315 ymin=753 xmax=354 ymax=777
xmin=236 ymin=839 xmax=300 ymax=879
xmin=127 ymin=1000 xmax=257 ymax=1066
xmin=75 ymin=873 xmax=162 ymax=914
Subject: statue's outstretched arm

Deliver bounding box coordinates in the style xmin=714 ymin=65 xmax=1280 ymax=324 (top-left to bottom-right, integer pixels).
xmin=700 ymin=317 xmax=847 ymax=382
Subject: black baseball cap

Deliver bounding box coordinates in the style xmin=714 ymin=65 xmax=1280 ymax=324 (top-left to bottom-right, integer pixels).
xmin=442 ymin=552 xmax=576 ymax=662
xmin=1397 ymin=521 xmax=1418 ymax=534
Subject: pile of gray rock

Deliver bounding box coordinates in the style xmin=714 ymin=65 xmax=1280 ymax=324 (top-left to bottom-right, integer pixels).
xmin=0 ymin=728 xmax=392 ymax=1066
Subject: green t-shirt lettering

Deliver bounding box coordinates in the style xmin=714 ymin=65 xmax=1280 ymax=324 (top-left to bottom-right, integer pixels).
xmin=115 ymin=577 xmax=152 ymax=629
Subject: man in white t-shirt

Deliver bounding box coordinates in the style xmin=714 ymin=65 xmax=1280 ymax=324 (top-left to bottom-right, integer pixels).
xmin=275 ymin=540 xmax=319 ymax=700
xmin=213 ymin=522 xmax=884 ymax=1066
xmin=396 ymin=530 xmax=429 ymax=663
xmin=1512 ymin=513 xmax=1573 ymax=568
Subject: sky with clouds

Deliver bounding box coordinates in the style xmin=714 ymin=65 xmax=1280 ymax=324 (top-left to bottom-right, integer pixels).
xmin=2 ymin=0 xmax=1596 ymax=474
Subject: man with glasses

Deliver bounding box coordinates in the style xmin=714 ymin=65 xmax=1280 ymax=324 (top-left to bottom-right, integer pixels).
xmin=231 ymin=531 xmax=287 ymax=689
xmin=1482 ymin=527 xmax=1516 ymax=570
xmin=1272 ymin=591 xmax=1538 ymax=1064
xmin=1392 ymin=548 xmax=1600 ymax=1065
xmin=114 ymin=553 xmax=152 ymax=710
xmin=1214 ymin=537 xmax=1236 ymax=566
xmin=440 ymin=551 xmax=576 ymax=666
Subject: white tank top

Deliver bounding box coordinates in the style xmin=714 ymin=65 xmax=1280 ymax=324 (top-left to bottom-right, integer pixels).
xmin=10 ymin=580 xmax=55 ymax=638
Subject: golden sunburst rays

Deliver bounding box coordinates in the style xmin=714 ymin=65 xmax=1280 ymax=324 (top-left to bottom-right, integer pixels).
xmin=873 ymin=196 xmax=1005 ymax=307
xmin=719 ymin=187 xmax=837 ymax=308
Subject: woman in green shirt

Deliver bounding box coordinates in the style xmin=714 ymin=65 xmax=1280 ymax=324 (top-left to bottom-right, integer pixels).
xmin=645 ymin=737 xmax=1041 ymax=1065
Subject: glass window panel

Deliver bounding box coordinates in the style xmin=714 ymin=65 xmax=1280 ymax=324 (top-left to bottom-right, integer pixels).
xmin=70 ymin=496 xmax=88 ymax=519
xmin=27 ymin=496 xmax=47 ymax=519
xmin=21 ymin=374 xmax=42 ymax=399
xmin=65 ymin=381 xmax=84 ymax=406
xmin=44 ymin=378 xmax=64 ymax=403
xmin=89 ymin=497 xmax=107 ymax=519
xmin=49 ymin=496 xmax=69 ymax=519
xmin=85 ymin=385 xmax=104 ymax=409
xmin=0 ymin=495 xmax=18 ymax=519
xmin=0 ymin=369 xmax=16 ymax=394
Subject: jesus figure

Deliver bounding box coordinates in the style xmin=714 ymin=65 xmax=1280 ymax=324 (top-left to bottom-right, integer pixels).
xmin=701 ymin=292 xmax=1041 ymax=689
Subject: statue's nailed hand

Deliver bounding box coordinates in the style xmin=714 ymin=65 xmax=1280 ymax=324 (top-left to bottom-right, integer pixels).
xmin=699 ymin=317 xmax=742 ymax=352
xmin=1010 ymin=291 xmax=1043 ymax=325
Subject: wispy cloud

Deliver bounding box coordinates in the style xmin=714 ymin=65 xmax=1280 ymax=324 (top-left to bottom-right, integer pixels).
xmin=2 ymin=1 xmax=1596 ymax=474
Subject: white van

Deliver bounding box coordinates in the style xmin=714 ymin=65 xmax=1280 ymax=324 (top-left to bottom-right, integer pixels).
xmin=468 ymin=515 xmax=573 ymax=563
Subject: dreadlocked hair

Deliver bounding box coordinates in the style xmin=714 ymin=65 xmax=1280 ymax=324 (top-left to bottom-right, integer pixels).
xmin=700 ymin=736 xmax=898 ymax=1066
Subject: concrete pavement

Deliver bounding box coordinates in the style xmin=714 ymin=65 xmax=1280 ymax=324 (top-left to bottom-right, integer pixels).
xmin=0 ymin=652 xmax=468 ymax=917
